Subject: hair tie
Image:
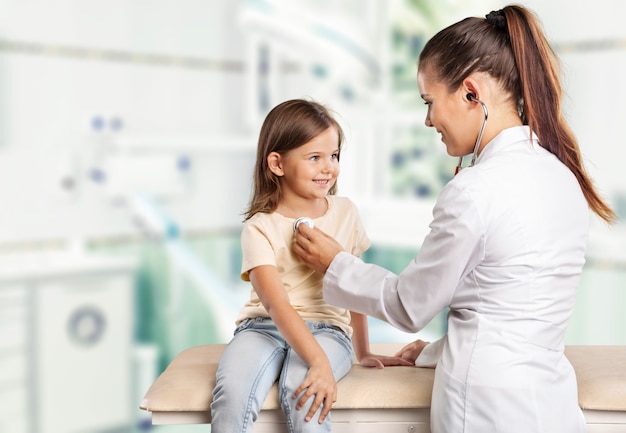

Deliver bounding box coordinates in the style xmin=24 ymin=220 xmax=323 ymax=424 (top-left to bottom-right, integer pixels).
xmin=485 ymin=10 xmax=507 ymax=31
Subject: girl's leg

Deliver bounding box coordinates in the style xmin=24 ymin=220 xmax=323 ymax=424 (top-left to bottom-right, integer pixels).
xmin=278 ymin=324 xmax=354 ymax=433
xmin=210 ymin=320 xmax=287 ymax=433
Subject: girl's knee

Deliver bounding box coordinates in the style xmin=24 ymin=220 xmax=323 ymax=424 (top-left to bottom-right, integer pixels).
xmin=287 ymin=410 xmax=332 ymax=433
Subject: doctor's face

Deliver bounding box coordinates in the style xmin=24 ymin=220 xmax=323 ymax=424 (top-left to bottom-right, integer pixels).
xmin=417 ymin=67 xmax=475 ymax=157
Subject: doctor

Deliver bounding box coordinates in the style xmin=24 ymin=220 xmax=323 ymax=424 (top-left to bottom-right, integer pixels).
xmin=293 ymin=5 xmax=615 ymax=433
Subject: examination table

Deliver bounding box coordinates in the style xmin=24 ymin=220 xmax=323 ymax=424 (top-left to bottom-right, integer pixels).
xmin=140 ymin=343 xmax=626 ymax=433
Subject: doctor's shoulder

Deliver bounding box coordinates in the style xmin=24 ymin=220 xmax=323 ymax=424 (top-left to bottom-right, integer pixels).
xmin=434 ymin=167 xmax=497 ymax=218
xmin=444 ymin=165 xmax=487 ymax=193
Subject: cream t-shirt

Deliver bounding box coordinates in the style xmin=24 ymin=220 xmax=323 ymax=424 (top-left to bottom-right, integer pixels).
xmin=237 ymin=195 xmax=370 ymax=337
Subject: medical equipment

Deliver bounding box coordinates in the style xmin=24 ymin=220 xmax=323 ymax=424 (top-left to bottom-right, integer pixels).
xmin=455 ymin=93 xmax=489 ymax=175
xmin=0 ymin=253 xmax=136 ymax=433
xmin=293 ymin=216 xmax=315 ymax=232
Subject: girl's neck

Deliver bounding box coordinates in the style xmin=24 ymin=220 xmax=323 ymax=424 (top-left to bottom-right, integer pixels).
xmin=276 ymin=196 xmax=329 ymax=219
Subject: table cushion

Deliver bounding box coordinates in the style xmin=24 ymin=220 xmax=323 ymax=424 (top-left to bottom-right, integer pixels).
xmin=140 ymin=343 xmax=626 ymax=421
xmin=565 ymin=345 xmax=626 ymax=411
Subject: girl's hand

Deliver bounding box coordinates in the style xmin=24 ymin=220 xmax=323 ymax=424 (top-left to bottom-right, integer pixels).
xmin=394 ymin=339 xmax=430 ymax=364
xmin=293 ymin=362 xmax=337 ymax=424
xmin=359 ymin=353 xmax=415 ymax=369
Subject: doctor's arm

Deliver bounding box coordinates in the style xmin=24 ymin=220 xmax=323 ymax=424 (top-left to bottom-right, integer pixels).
xmin=294 ymin=183 xmax=484 ymax=335
xmin=293 ymin=228 xmax=412 ymax=368
xmin=395 ymin=336 xmax=446 ymax=368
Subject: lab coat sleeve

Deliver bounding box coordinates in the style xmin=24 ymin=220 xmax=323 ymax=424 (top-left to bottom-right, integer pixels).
xmin=414 ymin=335 xmax=447 ymax=368
xmin=323 ymin=181 xmax=485 ymax=333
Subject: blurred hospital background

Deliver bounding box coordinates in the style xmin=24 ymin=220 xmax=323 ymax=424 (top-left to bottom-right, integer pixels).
xmin=0 ymin=0 xmax=624 ymax=432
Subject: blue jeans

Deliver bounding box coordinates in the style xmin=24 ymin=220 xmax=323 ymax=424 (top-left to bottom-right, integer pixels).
xmin=210 ymin=317 xmax=354 ymax=433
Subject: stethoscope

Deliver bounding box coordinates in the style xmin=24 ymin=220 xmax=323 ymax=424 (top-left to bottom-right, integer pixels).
xmin=455 ymin=93 xmax=489 ymax=175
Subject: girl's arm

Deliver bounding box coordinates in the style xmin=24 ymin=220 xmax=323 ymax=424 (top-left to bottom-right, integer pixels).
xmin=249 ymin=265 xmax=336 ymax=424
xmin=350 ymin=311 xmax=414 ymax=368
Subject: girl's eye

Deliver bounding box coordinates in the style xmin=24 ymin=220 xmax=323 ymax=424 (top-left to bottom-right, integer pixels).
xmin=310 ymin=155 xmax=320 ymax=161
xmin=331 ymin=153 xmax=339 ymax=160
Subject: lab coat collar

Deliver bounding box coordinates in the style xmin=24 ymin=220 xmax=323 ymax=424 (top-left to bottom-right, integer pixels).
xmin=474 ymin=125 xmax=538 ymax=165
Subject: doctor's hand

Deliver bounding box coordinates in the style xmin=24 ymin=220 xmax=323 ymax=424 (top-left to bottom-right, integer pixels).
xmin=293 ymin=224 xmax=344 ymax=275
xmin=359 ymin=353 xmax=415 ymax=369
xmin=394 ymin=339 xmax=430 ymax=364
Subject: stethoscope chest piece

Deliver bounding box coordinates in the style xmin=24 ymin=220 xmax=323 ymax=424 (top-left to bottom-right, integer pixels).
xmin=293 ymin=217 xmax=315 ymax=232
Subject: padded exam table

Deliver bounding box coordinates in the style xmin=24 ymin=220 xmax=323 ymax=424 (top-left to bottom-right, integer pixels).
xmin=140 ymin=343 xmax=626 ymax=433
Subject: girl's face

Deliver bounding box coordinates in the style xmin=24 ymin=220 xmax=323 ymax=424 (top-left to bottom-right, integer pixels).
xmin=270 ymin=126 xmax=340 ymax=205
xmin=417 ymin=67 xmax=476 ymax=157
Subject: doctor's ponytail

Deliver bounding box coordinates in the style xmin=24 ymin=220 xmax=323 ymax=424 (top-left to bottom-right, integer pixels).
xmin=502 ymin=6 xmax=615 ymax=223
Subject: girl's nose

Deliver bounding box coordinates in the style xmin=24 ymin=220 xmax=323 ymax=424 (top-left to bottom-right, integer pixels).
xmin=322 ymin=157 xmax=336 ymax=173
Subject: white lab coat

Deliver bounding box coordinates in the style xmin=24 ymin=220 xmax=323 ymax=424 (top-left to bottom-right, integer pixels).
xmin=324 ymin=126 xmax=589 ymax=432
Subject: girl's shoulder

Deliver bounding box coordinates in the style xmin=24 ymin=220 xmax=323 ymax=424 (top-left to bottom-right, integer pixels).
xmin=326 ymin=195 xmax=357 ymax=211
xmin=246 ymin=209 xmax=281 ymax=222
xmin=242 ymin=211 xmax=281 ymax=234
xmin=325 ymin=195 xmax=362 ymax=221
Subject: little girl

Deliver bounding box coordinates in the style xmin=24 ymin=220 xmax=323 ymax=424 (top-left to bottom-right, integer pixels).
xmin=210 ymin=99 xmax=410 ymax=433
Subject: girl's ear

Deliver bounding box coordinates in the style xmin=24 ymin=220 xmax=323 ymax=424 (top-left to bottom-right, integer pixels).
xmin=267 ymin=152 xmax=284 ymax=176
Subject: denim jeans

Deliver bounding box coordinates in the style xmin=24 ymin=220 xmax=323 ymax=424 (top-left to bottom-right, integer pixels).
xmin=210 ymin=317 xmax=354 ymax=433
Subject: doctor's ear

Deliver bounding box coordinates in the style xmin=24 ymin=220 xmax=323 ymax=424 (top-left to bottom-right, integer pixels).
xmin=267 ymin=152 xmax=284 ymax=176
xmin=461 ymin=77 xmax=480 ymax=103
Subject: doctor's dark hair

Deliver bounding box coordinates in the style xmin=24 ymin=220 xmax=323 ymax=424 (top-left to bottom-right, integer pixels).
xmin=243 ymin=99 xmax=343 ymax=221
xmin=418 ymin=5 xmax=615 ymax=223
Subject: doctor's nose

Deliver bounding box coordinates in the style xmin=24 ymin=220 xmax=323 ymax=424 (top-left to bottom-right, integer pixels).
xmin=424 ymin=115 xmax=433 ymax=128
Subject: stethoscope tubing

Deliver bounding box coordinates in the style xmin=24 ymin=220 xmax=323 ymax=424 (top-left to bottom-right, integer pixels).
xmin=455 ymin=97 xmax=489 ymax=174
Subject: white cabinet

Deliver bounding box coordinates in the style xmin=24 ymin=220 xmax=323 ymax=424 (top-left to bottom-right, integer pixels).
xmin=0 ymin=283 xmax=30 ymax=433
xmin=0 ymin=253 xmax=135 ymax=433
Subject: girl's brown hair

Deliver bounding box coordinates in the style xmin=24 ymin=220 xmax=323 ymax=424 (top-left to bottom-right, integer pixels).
xmin=419 ymin=4 xmax=615 ymax=223
xmin=243 ymin=99 xmax=344 ymax=221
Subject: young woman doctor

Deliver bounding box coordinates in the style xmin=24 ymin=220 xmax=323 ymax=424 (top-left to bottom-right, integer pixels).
xmin=293 ymin=5 xmax=615 ymax=433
